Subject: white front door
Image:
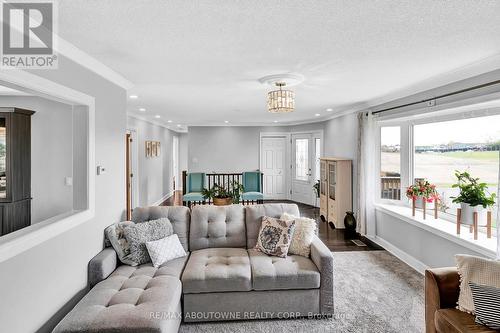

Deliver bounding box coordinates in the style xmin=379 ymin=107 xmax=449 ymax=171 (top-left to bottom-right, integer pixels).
xmin=260 ymin=136 xmax=287 ymax=199
xmin=291 ymin=133 xmax=315 ymax=205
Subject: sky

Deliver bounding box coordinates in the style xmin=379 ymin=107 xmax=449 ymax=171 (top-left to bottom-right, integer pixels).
xmin=381 ymin=114 xmax=500 ymax=146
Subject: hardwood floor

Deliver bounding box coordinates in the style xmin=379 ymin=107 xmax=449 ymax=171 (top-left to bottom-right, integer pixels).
xmin=161 ymin=191 xmax=382 ymax=252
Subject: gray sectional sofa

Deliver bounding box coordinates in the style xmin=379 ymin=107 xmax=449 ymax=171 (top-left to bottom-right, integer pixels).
xmin=53 ymin=203 xmax=334 ymax=333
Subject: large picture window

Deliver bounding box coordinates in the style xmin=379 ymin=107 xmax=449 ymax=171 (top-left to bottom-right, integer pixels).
xmin=377 ymin=113 xmax=500 ymax=232
xmin=414 ymin=115 xmax=500 ymax=226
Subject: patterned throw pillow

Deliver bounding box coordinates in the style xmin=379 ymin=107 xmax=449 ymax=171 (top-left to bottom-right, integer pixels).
xmin=255 ymin=216 xmax=296 ymax=258
xmin=105 ymin=221 xmax=136 ymax=266
xmin=455 ymin=254 xmax=500 ymax=314
xmin=146 ymin=234 xmax=187 ymax=268
xmin=281 ymin=212 xmax=317 ymax=257
xmin=123 ymin=218 xmax=174 ymax=265
xmin=469 ymin=282 xmax=500 ymax=330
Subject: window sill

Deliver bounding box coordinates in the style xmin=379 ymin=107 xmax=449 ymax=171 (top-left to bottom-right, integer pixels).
xmin=375 ymin=203 xmax=497 ymax=258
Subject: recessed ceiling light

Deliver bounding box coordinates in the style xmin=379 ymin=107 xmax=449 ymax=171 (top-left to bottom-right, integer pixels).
xmin=273 ymin=120 xmax=279 ymax=123
xmin=129 ymin=95 xmax=138 ymax=99
xmin=154 ymin=115 xmax=161 ymax=119
xmin=167 ymin=120 xmax=173 ymax=123
xmin=139 ymin=108 xmax=146 ymax=112
xmin=326 ymin=108 xmax=333 ymax=112
xmin=224 ymin=120 xmax=229 ymax=124
xmin=315 ymin=113 xmax=321 ymax=117
xmin=176 ymin=124 xmax=182 ymax=128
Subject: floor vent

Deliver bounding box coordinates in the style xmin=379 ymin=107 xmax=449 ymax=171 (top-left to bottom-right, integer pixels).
xmin=351 ymin=239 xmax=367 ymax=247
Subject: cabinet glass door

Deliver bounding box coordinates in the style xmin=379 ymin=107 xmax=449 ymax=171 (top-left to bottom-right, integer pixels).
xmin=328 ymin=162 xmax=336 ymax=200
xmin=0 ymin=118 xmax=6 ymax=198
xmin=320 ymin=161 xmax=326 ymax=195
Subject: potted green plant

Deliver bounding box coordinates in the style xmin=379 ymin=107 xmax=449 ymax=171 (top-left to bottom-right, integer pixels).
xmin=202 ymin=181 xmax=244 ymax=206
xmin=450 ymin=170 xmax=496 ymax=225
xmin=405 ymin=179 xmax=439 ymax=209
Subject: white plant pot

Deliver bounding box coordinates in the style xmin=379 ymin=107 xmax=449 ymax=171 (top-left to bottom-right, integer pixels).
xmin=460 ymin=203 xmax=487 ymax=226
xmin=413 ymin=196 xmax=426 ymax=209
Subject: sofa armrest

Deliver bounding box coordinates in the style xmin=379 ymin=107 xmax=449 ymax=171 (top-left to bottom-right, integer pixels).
xmin=310 ymin=235 xmax=334 ymax=315
xmin=88 ymin=248 xmax=117 ymax=288
xmin=425 ymin=267 xmax=460 ymax=333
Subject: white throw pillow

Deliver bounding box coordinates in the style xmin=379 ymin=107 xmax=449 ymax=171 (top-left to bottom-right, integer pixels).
xmin=455 ymin=254 xmax=500 ymax=314
xmin=146 ymin=234 xmax=187 ymax=268
xmin=281 ymin=212 xmax=317 ymax=257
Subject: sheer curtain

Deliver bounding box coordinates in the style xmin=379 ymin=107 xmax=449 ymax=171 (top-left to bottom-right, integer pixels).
xmin=497 ymin=156 xmax=500 ymax=259
xmin=356 ymin=112 xmax=377 ymax=236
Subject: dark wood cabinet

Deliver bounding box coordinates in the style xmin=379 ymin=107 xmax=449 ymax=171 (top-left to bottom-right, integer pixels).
xmin=0 ymin=107 xmax=35 ymax=236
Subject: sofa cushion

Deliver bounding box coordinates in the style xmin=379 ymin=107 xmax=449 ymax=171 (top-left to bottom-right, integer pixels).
xmin=132 ymin=206 xmax=190 ymax=252
xmin=124 ymin=218 xmax=174 ymax=265
xmin=248 ymin=249 xmax=320 ymax=291
xmin=245 ymin=204 xmax=300 ymax=248
xmin=434 ymin=309 xmax=496 ymax=333
xmin=53 ymin=260 xmax=186 ymax=333
xmin=189 ymin=204 xmax=246 ymax=251
xmin=182 ymin=248 xmax=251 ymax=293
xmin=255 ymin=216 xmax=296 ymax=258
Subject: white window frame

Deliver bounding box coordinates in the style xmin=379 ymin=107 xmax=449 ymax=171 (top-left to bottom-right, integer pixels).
xmin=376 ymin=107 xmax=500 ymax=227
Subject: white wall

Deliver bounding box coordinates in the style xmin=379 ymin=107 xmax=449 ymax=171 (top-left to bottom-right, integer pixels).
xmin=323 ymin=113 xmax=359 ymax=213
xmin=0 ymin=96 xmax=74 ymax=224
xmin=127 ymin=116 xmax=178 ymax=206
xmin=187 ymin=125 xmax=328 ymax=173
xmin=0 ymin=55 xmax=127 ymax=333
xmin=374 ymin=209 xmax=490 ymax=271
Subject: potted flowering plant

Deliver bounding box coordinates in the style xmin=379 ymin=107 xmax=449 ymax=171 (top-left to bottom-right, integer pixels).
xmin=406 ymin=179 xmax=439 ymax=207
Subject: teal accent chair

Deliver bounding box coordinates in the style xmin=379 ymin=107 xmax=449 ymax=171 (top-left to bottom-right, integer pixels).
xmin=183 ymin=173 xmax=206 ymax=207
xmin=241 ymin=171 xmax=264 ymax=204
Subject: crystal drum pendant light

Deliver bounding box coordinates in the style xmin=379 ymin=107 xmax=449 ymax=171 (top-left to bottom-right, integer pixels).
xmin=267 ymin=82 xmax=295 ymax=113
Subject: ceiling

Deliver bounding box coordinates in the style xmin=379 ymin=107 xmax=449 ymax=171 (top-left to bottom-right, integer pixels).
xmin=56 ymin=1 xmax=500 ymax=127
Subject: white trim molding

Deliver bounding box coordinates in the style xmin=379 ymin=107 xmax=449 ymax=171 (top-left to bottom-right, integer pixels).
xmin=56 ymin=37 xmax=133 ymax=90
xmin=366 ymin=234 xmax=428 ymax=275
xmin=151 ymin=191 xmax=174 ymax=206
xmin=0 ymin=70 xmax=96 ymax=263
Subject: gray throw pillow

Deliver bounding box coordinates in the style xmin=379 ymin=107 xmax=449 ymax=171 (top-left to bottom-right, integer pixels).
xmin=105 ymin=221 xmax=136 ymax=266
xmin=123 ymin=218 xmax=174 ymax=265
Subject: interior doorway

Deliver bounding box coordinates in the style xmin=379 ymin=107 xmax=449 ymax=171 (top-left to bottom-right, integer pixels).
xmin=291 ymin=131 xmax=323 ymax=206
xmin=172 ymin=136 xmax=179 ymax=191
xmin=260 ymin=135 xmax=289 ymax=200
xmin=126 ymin=128 xmax=139 ymax=219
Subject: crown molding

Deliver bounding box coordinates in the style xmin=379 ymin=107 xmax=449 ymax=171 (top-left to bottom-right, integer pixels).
xmin=127 ymin=113 xmax=187 ymax=133
xmin=55 ymin=37 xmax=134 ymax=90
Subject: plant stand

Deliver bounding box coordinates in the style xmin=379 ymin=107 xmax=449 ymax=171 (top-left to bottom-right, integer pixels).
xmin=412 ymin=197 xmax=438 ymax=220
xmin=456 ymin=208 xmax=492 ymax=240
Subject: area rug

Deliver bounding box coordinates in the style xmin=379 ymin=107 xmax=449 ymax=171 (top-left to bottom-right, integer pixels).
xmin=179 ymin=251 xmax=424 ymax=333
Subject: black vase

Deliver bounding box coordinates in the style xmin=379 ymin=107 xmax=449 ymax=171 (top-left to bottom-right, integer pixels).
xmin=344 ymin=211 xmax=357 ymax=238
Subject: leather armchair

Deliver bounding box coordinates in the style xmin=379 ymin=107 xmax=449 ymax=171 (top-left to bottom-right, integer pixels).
xmin=425 ymin=267 xmax=495 ymax=333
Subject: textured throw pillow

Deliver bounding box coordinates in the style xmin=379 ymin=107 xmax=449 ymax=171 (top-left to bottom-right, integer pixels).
xmin=146 ymin=234 xmax=187 ymax=268
xmin=280 ymin=212 xmax=317 ymax=257
xmin=469 ymin=282 xmax=500 ymax=330
xmin=123 ymin=218 xmax=174 ymax=265
xmin=455 ymin=254 xmax=500 ymax=314
xmin=105 ymin=221 xmax=136 ymax=266
xmin=255 ymin=216 xmax=296 ymax=258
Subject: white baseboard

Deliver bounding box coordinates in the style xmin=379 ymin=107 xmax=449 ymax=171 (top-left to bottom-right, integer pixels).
xmin=151 ymin=191 xmax=174 ymax=206
xmin=365 ymin=235 xmax=429 ymax=275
